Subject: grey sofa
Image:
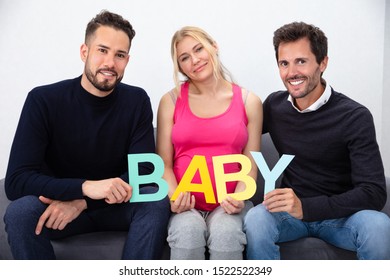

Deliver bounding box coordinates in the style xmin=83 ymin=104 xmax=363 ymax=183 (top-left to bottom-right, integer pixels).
xmin=1 ymin=133 xmax=389 ymax=260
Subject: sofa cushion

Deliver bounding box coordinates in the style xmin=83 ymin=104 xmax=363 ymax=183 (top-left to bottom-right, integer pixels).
xmin=279 ymin=237 xmax=357 ymax=260
xmin=52 ymin=231 xmax=127 ymax=260
xmin=0 ymin=178 xmax=13 ymax=260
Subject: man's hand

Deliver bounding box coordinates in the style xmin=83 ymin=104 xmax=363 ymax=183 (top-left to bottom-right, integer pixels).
xmin=263 ymin=188 xmax=303 ymax=219
xmin=35 ymin=196 xmax=87 ymax=235
xmin=170 ymin=192 xmax=195 ymax=213
xmin=82 ymin=177 xmax=132 ymax=204
xmin=220 ymin=196 xmax=245 ymax=215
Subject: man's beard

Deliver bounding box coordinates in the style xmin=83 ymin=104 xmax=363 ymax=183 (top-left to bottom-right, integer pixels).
xmin=85 ymin=67 xmax=123 ymax=92
xmin=285 ymin=68 xmax=322 ymax=99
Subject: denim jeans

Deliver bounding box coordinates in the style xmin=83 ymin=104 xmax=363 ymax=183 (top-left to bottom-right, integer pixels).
xmin=244 ymin=204 xmax=390 ymax=260
xmin=4 ymin=186 xmax=170 ymax=260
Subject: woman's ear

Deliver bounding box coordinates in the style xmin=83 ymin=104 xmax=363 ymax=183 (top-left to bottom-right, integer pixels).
xmin=213 ymin=42 xmax=219 ymax=54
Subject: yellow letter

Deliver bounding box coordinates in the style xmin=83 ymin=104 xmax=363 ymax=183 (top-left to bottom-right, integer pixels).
xmin=171 ymin=155 xmax=216 ymax=203
xmin=212 ymin=154 xmax=256 ymax=202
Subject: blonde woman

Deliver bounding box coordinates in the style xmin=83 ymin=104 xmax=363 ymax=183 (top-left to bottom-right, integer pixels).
xmin=157 ymin=26 xmax=262 ymax=259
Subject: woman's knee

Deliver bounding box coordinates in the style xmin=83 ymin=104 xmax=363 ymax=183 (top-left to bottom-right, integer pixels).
xmin=208 ymin=213 xmax=246 ymax=250
xmin=168 ymin=211 xmax=207 ymax=249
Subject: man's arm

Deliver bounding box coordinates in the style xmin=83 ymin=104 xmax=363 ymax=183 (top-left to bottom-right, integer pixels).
xmin=5 ymin=90 xmax=85 ymax=201
xmin=300 ymin=108 xmax=386 ymax=221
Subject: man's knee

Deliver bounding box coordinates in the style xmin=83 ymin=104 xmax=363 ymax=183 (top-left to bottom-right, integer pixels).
xmin=135 ymin=186 xmax=170 ymax=215
xmin=4 ymin=195 xmax=44 ymax=235
xmin=244 ymin=204 xmax=270 ymax=227
xmin=351 ymin=210 xmax=390 ymax=231
xmin=5 ymin=196 xmax=43 ymax=223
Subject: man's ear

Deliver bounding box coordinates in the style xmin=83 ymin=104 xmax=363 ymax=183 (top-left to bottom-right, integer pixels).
xmin=80 ymin=43 xmax=88 ymax=62
xmin=320 ymin=56 xmax=329 ymax=73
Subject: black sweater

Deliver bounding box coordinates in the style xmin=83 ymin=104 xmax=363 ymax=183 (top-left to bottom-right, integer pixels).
xmin=5 ymin=76 xmax=155 ymax=208
xmin=263 ymin=88 xmax=386 ymax=221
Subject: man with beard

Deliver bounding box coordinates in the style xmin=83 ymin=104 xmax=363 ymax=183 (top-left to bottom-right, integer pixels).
xmin=4 ymin=10 xmax=170 ymax=260
xmin=244 ymin=22 xmax=390 ymax=259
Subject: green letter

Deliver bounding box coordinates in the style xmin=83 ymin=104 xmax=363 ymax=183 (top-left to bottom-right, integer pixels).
xmin=128 ymin=153 xmax=168 ymax=202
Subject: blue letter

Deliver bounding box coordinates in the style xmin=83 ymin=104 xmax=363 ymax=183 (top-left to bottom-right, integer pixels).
xmin=250 ymin=152 xmax=294 ymax=195
xmin=128 ymin=153 xmax=168 ymax=202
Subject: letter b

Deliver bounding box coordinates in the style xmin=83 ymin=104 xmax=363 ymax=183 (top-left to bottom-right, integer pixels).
xmin=128 ymin=153 xmax=168 ymax=202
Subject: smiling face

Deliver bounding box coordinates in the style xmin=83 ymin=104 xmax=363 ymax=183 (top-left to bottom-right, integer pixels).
xmin=277 ymin=37 xmax=328 ymax=109
xmin=176 ymin=36 xmax=216 ymax=83
xmin=80 ymin=25 xmax=130 ymax=97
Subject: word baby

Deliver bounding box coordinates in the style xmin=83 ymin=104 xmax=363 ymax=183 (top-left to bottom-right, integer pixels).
xmin=128 ymin=152 xmax=294 ymax=203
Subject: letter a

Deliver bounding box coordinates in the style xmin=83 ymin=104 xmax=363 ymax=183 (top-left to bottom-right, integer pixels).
xmin=171 ymin=155 xmax=216 ymax=203
xmin=128 ymin=153 xmax=168 ymax=202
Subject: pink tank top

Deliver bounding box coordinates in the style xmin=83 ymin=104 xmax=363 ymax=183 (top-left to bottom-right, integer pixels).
xmin=172 ymin=82 xmax=249 ymax=211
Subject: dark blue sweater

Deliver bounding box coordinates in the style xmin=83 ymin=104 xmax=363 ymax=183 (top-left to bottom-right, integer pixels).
xmin=5 ymin=76 xmax=155 ymax=207
xmin=263 ymin=88 xmax=386 ymax=221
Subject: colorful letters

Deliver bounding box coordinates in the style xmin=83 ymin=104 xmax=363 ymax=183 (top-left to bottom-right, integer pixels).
xmin=128 ymin=153 xmax=293 ymax=203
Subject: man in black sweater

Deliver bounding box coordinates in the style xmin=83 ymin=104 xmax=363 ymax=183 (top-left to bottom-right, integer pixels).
xmin=4 ymin=10 xmax=170 ymax=259
xmin=244 ymin=22 xmax=390 ymax=259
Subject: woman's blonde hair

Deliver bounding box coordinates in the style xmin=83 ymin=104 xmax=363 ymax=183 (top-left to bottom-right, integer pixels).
xmin=171 ymin=26 xmax=232 ymax=91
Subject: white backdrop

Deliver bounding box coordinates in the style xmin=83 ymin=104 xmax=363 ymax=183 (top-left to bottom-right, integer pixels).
xmin=0 ymin=0 xmax=388 ymax=177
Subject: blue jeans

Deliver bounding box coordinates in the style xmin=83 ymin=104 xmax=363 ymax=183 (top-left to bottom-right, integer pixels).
xmin=244 ymin=204 xmax=390 ymax=260
xmin=4 ymin=186 xmax=170 ymax=260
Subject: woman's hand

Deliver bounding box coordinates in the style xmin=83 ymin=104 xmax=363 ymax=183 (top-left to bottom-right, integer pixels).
xmin=220 ymin=196 xmax=245 ymax=214
xmin=170 ymin=192 xmax=195 ymax=213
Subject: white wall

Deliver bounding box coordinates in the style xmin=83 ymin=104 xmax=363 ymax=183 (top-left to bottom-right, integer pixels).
xmin=383 ymin=1 xmax=390 ymax=177
xmin=0 ymin=0 xmax=387 ymax=177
